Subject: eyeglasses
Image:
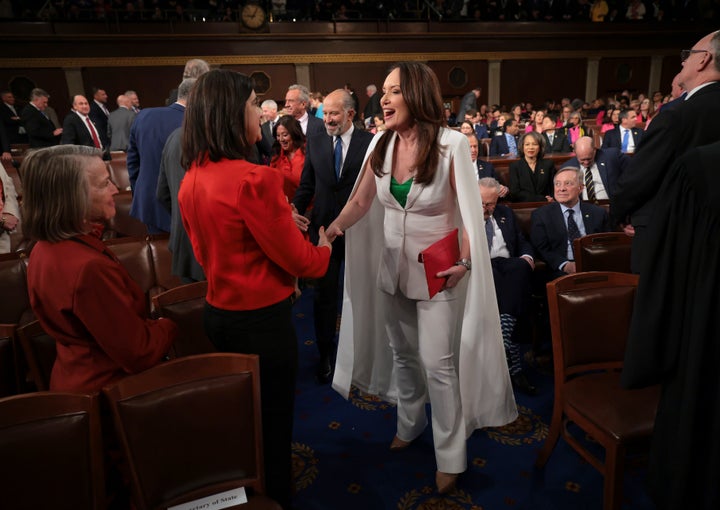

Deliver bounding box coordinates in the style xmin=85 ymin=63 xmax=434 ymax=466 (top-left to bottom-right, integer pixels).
xmin=681 ymin=49 xmax=709 ymax=62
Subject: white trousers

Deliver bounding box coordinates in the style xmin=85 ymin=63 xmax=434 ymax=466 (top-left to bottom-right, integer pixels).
xmin=384 ymin=289 xmax=467 ymax=473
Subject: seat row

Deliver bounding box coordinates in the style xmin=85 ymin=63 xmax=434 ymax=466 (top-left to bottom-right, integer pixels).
xmin=0 ymin=353 xmax=281 ymax=510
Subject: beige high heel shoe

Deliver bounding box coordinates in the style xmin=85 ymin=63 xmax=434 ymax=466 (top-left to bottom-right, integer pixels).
xmin=389 ymin=435 xmax=412 ymax=451
xmin=435 ymin=471 xmax=458 ymax=494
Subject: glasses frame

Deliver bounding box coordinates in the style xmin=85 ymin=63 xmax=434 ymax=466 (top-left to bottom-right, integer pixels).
xmin=681 ymin=49 xmax=709 ymax=62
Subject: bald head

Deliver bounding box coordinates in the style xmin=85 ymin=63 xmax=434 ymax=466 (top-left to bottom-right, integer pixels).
xmin=574 ymin=136 xmax=596 ymax=167
xmin=116 ymin=94 xmax=131 ymax=108
xmin=677 ymin=30 xmax=720 ymax=92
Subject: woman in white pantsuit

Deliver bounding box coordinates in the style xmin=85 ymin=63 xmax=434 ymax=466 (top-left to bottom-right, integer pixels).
xmin=327 ymin=62 xmax=517 ymax=494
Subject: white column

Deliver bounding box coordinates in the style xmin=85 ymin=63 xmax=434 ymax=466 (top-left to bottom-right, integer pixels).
xmin=648 ymin=55 xmax=663 ymax=95
xmin=585 ymin=57 xmax=600 ymax=101
xmin=63 ymin=67 xmax=85 ymax=97
xmin=488 ymin=60 xmax=502 ymax=106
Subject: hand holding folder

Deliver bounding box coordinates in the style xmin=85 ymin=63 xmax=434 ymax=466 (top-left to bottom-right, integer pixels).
xmin=417 ymin=228 xmax=460 ymax=299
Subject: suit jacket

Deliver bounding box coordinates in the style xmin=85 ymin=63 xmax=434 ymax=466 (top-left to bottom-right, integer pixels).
xmin=474 ymin=123 xmax=489 ymax=140
xmin=457 ymin=90 xmax=477 ymax=121
xmin=126 ymin=103 xmax=185 ymax=232
xmin=257 ymin=119 xmax=275 ymax=163
xmin=509 ymin=158 xmax=556 ymax=202
xmin=156 ymin=127 xmax=204 ymax=282
xmin=363 ymin=92 xmax=382 ymax=121
xmin=493 ymin=204 xmax=534 ymax=258
xmin=612 ymin=82 xmax=720 ymax=229
xmin=530 ymin=201 xmax=610 ymax=272
xmin=107 ymin=106 xmax=135 ymax=151
xmin=542 ymin=130 xmax=571 ymax=153
xmin=306 ymin=114 xmax=326 ymax=136
xmin=475 ymin=158 xmax=497 ymax=180
xmin=489 ymin=133 xmax=517 ymax=156
xmin=20 ymin=105 xmax=58 ymax=148
xmin=292 ymin=126 xmax=373 ymax=252
xmin=0 ymin=103 xmax=25 ymax=144
xmin=89 ymin=101 xmax=110 ymax=148
xmin=60 ymin=112 xmax=99 ymax=148
xmin=601 ymin=125 xmax=644 ymax=151
xmin=561 ymin=147 xmax=629 ymax=199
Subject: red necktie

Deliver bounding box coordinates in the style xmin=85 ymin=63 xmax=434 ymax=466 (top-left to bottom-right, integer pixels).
xmin=85 ymin=116 xmax=101 ymax=149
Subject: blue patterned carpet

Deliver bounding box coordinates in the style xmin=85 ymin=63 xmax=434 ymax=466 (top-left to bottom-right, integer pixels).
xmin=290 ymin=288 xmax=656 ymax=510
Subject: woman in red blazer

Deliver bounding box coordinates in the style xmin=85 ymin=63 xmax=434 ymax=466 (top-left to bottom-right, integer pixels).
xmin=178 ymin=69 xmax=331 ymax=510
xmin=22 ymin=145 xmax=177 ymax=394
xmin=270 ymin=114 xmax=306 ymax=202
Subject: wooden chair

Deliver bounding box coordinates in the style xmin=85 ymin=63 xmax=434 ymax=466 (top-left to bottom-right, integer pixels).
xmin=573 ymin=232 xmax=633 ymax=273
xmin=151 ymin=281 xmax=215 ymax=358
xmin=16 ymin=319 xmax=56 ymax=392
xmin=0 ymin=392 xmax=105 ymax=510
xmin=536 ymin=272 xmax=660 ymax=510
xmin=103 ymin=353 xmax=280 ymax=510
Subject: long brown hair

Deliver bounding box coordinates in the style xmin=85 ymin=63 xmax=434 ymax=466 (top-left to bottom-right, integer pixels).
xmin=369 ymin=62 xmax=446 ymax=185
xmin=181 ymin=69 xmax=256 ymax=169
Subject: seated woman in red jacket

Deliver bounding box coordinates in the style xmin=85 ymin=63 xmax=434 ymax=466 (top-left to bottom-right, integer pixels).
xmin=270 ymin=114 xmax=306 ymax=201
xmin=22 ymin=145 xmax=177 ymax=394
xmin=178 ymin=69 xmax=331 ymax=510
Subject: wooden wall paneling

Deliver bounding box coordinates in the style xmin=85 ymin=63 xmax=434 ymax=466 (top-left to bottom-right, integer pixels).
xmin=0 ymin=68 xmax=71 ymax=120
xmin=499 ymin=59 xmax=586 ymax=108
xmin=222 ymin=64 xmax=297 ymax=103
xmin=81 ymin=66 xmax=184 ymax=109
xmin=597 ymin=57 xmax=652 ymax=100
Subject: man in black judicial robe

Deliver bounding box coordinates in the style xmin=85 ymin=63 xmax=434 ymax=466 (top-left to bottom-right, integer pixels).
xmin=621 ymin=141 xmax=720 ymax=510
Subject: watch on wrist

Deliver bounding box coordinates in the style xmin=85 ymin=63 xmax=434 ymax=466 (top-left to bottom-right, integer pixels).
xmin=454 ymin=258 xmax=471 ymax=271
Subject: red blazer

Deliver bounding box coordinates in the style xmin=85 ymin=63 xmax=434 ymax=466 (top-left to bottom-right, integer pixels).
xmin=271 ymin=147 xmax=305 ymax=201
xmin=179 ymin=158 xmax=330 ymax=311
xmin=27 ymin=233 xmax=177 ymax=393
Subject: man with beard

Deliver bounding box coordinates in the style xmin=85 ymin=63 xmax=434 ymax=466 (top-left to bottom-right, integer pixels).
xmin=292 ymin=89 xmax=373 ymax=383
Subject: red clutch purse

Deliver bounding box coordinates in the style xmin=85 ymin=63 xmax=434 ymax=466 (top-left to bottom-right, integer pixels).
xmin=417 ymin=228 xmax=460 ymax=299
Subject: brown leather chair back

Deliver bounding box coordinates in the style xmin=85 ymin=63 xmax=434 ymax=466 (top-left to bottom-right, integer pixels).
xmin=0 ymin=251 xmax=31 ymax=325
xmin=147 ymin=235 xmax=183 ymax=293
xmin=551 ymin=272 xmax=637 ymax=375
xmin=151 ymin=281 xmax=214 ymax=358
xmin=573 ymin=232 xmax=633 ymax=273
xmin=107 ymin=153 xmax=130 ymax=191
xmin=107 ymin=192 xmax=148 ymax=238
xmin=0 ymin=392 xmax=105 ymax=510
xmin=103 ymin=353 xmax=277 ymax=510
xmin=16 ymin=319 xmax=56 ymax=392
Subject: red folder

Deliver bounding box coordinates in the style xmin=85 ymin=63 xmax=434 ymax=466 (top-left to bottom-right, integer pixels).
xmin=417 ymin=228 xmax=460 ymax=299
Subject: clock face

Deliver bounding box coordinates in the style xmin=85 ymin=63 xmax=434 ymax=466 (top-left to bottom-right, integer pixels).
xmin=241 ymin=5 xmax=266 ymax=29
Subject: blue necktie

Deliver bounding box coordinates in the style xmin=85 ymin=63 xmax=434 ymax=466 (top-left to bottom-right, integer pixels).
xmin=485 ymin=218 xmax=494 ymax=252
xmin=621 ymin=129 xmax=629 ymax=152
xmin=507 ymin=134 xmax=517 ymax=156
xmin=567 ymin=210 xmax=581 ymax=258
xmin=334 ymin=136 xmax=343 ymax=179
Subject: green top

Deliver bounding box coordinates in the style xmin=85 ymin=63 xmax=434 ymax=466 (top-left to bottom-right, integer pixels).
xmin=390 ymin=176 xmax=413 ymax=208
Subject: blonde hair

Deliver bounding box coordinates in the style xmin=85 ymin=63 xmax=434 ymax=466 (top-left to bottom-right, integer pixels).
xmin=22 ymin=145 xmax=103 ymax=242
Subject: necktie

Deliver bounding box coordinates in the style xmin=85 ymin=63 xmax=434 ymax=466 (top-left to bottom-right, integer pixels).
xmin=85 ymin=117 xmax=101 ymax=149
xmin=485 ymin=218 xmax=494 ymax=252
xmin=621 ymin=129 xmax=629 ymax=152
xmin=507 ymin=134 xmax=517 ymax=156
xmin=584 ymin=166 xmax=596 ymax=202
xmin=548 ymin=133 xmax=554 ymax=146
xmin=567 ymin=209 xmax=581 ymax=257
xmin=334 ymin=136 xmax=343 ymax=179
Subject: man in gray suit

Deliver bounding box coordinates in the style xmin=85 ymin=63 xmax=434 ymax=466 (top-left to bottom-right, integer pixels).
xmin=107 ymin=94 xmax=136 ymax=151
xmin=157 ymin=126 xmax=204 ymax=283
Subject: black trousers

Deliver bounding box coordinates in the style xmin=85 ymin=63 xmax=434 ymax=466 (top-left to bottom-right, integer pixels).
xmin=491 ymin=256 xmax=533 ymax=317
xmin=204 ymin=298 xmax=297 ymax=510
xmin=313 ymin=252 xmax=343 ymax=359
